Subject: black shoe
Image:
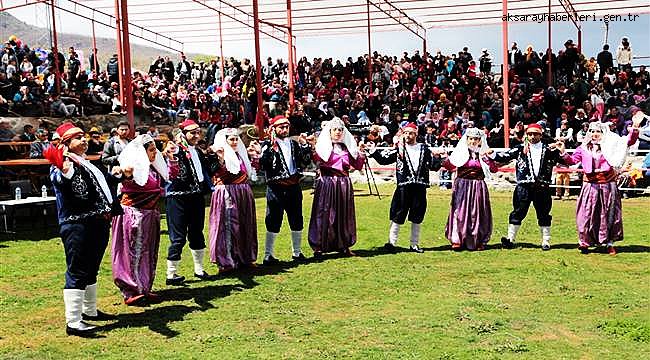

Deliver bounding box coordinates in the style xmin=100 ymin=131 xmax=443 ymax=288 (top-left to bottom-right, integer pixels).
xmin=194 ymin=271 xmax=211 ymax=280
xmin=384 ymin=242 xmax=396 ymax=253
xmin=165 ymin=274 xmax=185 ymax=286
xmin=312 ymin=252 xmax=323 ymax=260
xmin=292 ymin=253 xmax=307 ymax=263
xmin=263 ymin=256 xmax=280 ymax=266
xmin=501 ymin=237 xmax=515 ymax=249
xmin=409 ymin=245 xmax=424 ymax=254
xmin=579 ymin=246 xmax=589 ymax=254
xmin=66 ymin=321 xmax=98 ymax=337
xmin=82 ymin=310 xmax=117 ymax=321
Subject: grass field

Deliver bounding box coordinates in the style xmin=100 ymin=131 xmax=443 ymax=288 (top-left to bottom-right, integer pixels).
xmin=1 ymin=185 xmax=649 ymax=359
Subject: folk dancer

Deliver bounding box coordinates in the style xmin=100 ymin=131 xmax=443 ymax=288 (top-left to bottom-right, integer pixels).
xmin=492 ymin=123 xmax=573 ymax=250
xmin=47 ymin=123 xmax=122 ymax=336
xmin=165 ymin=120 xmax=211 ymax=285
xmin=259 ymin=115 xmax=312 ymax=264
xmin=367 ymin=122 xmax=442 ymax=253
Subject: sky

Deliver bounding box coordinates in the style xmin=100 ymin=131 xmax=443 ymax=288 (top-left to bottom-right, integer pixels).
xmin=3 ymin=1 xmax=649 ymax=64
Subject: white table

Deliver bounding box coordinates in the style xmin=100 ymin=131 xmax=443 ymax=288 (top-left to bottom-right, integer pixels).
xmin=0 ymin=197 xmax=57 ymax=237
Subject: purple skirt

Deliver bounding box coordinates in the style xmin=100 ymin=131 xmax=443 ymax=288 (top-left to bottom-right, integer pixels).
xmin=308 ymin=175 xmax=357 ymax=253
xmin=209 ymin=183 xmax=258 ymax=270
xmin=576 ymin=181 xmax=623 ymax=246
xmin=445 ymin=178 xmax=493 ymax=250
xmin=111 ymin=206 xmax=160 ymax=299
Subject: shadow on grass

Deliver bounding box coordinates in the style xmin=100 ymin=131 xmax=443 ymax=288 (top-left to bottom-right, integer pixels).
xmin=100 ymin=283 xmax=250 ymax=338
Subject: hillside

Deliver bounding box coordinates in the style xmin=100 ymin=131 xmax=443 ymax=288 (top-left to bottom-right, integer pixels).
xmin=0 ymin=12 xmax=209 ymax=71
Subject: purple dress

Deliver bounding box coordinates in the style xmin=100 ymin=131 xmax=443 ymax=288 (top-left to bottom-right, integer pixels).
xmin=111 ymin=167 xmax=170 ymax=299
xmin=208 ymin=159 xmax=257 ymax=270
xmin=568 ymin=131 xmax=638 ymax=246
xmin=443 ymin=155 xmax=497 ymax=250
xmin=308 ymin=146 xmax=365 ymax=253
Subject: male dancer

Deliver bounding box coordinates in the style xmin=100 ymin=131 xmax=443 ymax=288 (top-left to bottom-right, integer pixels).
xmin=165 ymin=120 xmax=211 ymax=284
xmin=492 ymin=123 xmax=572 ymax=250
xmin=259 ymin=115 xmax=312 ymax=264
xmin=48 ymin=123 xmax=121 ymax=336
xmin=368 ymin=122 xmax=442 ymax=253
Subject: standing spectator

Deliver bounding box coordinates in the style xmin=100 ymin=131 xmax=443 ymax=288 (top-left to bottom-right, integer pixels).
xmin=597 ymin=44 xmax=614 ymax=82
xmin=176 ymin=54 xmax=191 ymax=83
xmin=101 ymin=121 xmax=130 ymax=173
xmin=29 ymin=128 xmax=49 ymax=158
xmin=66 ymin=52 xmax=81 ymax=91
xmin=88 ymin=49 xmax=100 ymax=74
xmin=479 ymin=49 xmax=492 ymax=75
xmin=106 ymin=54 xmax=119 ymax=84
xmin=616 ymin=37 xmax=632 ymax=70
xmin=86 ymin=127 xmax=104 ymax=155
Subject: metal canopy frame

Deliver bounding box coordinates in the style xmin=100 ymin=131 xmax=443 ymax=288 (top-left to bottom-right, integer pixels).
xmin=2 ymin=0 xmax=647 ymax=139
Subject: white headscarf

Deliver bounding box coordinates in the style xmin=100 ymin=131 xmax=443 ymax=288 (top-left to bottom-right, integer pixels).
xmin=448 ymin=127 xmax=492 ymax=180
xmin=315 ymin=117 xmax=359 ymax=161
xmin=212 ymin=128 xmax=254 ymax=178
xmin=118 ymin=134 xmax=169 ymax=186
xmin=583 ymin=122 xmax=629 ymax=168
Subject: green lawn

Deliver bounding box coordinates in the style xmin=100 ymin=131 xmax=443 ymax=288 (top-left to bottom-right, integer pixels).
xmin=1 ymin=185 xmax=649 ymax=359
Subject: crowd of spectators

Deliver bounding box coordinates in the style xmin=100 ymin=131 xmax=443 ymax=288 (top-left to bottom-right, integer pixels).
xmin=0 ymin=34 xmax=648 ymax=152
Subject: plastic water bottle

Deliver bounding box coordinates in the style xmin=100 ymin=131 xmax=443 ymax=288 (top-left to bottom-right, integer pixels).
xmin=41 ymin=185 xmax=48 ymax=198
xmin=15 ymin=187 xmax=21 ymax=200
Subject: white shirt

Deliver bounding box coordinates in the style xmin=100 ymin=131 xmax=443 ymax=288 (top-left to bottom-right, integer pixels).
xmin=187 ymin=145 xmax=204 ymax=182
xmin=529 ymin=142 xmax=543 ymax=177
xmin=277 ymin=138 xmax=296 ymax=175
xmin=404 ymin=143 xmax=421 ymax=171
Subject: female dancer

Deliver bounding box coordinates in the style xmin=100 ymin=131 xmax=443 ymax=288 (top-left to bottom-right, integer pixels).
xmin=207 ymin=128 xmax=259 ymax=271
xmin=443 ymin=127 xmax=498 ymax=250
xmin=112 ymin=134 xmax=177 ymax=305
xmin=308 ymin=117 xmax=366 ymax=258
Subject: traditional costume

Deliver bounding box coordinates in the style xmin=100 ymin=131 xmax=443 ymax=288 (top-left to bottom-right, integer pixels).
xmin=493 ymin=123 xmax=573 ymax=250
xmin=111 ymin=134 xmax=175 ymax=305
xmin=567 ymin=121 xmax=640 ymax=254
xmin=259 ymin=115 xmax=312 ymax=264
xmin=443 ymin=127 xmax=498 ymax=250
xmin=207 ymin=128 xmax=258 ymax=271
xmin=165 ymin=120 xmax=211 ymax=284
xmin=308 ymin=117 xmax=365 ymax=256
xmin=48 ymin=123 xmax=122 ymax=336
xmin=369 ymin=122 xmax=442 ymax=253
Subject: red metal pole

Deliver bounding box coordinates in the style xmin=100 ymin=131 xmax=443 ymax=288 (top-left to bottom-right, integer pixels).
xmin=423 ymin=37 xmax=427 ymax=58
xmin=577 ymin=28 xmax=582 ymax=53
xmin=366 ymin=0 xmax=372 ymax=94
xmin=92 ymin=20 xmax=98 ymax=73
xmin=287 ymin=0 xmax=295 ymax=113
xmin=502 ymin=0 xmax=510 ymax=148
xmin=114 ymin=0 xmax=124 ymax=110
xmin=253 ymin=0 xmax=266 ymax=138
xmin=120 ymin=0 xmax=135 ymax=135
xmin=49 ymin=0 xmax=61 ymax=95
xmin=218 ymin=11 xmax=225 ymax=85
xmin=547 ymin=0 xmax=552 ymax=86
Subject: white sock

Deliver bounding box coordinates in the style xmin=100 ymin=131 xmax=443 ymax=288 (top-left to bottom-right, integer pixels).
xmin=63 ymin=289 xmax=85 ymax=328
xmin=540 ymin=226 xmax=551 ymax=243
xmin=410 ymin=222 xmax=421 ymax=247
xmin=291 ymin=231 xmax=302 ymax=257
xmin=389 ymin=221 xmax=400 ymax=245
xmin=507 ymin=224 xmax=521 ymax=242
xmin=265 ymin=232 xmax=278 ymax=260
xmin=190 ymin=249 xmax=205 ymax=275
xmin=167 ymin=260 xmax=180 ymax=279
xmin=82 ymin=283 xmax=97 ymax=317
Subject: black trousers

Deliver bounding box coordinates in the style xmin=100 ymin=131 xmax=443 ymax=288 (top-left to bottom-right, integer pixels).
xmin=265 ymin=183 xmax=303 ymax=233
xmin=389 ymin=184 xmax=427 ymax=225
xmin=509 ymin=183 xmax=552 ymax=227
xmin=60 ymin=217 xmax=110 ymax=289
xmin=166 ymin=193 xmax=206 ymax=261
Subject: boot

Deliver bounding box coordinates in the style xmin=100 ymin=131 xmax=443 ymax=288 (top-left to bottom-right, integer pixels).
xmin=385 ymin=221 xmax=400 ymax=252
xmin=409 ymin=223 xmax=424 ymax=253
xmin=501 ymin=224 xmax=520 ymax=249
xmin=64 ymin=289 xmax=97 ymax=337
xmin=291 ymin=231 xmax=307 ymax=263
xmin=166 ymin=260 xmax=185 ymax=285
xmin=190 ymin=249 xmax=209 ymax=279
xmin=540 ymin=226 xmax=551 ymax=251
xmin=81 ymin=283 xmax=116 ymax=321
xmin=263 ymin=231 xmax=279 ymax=265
